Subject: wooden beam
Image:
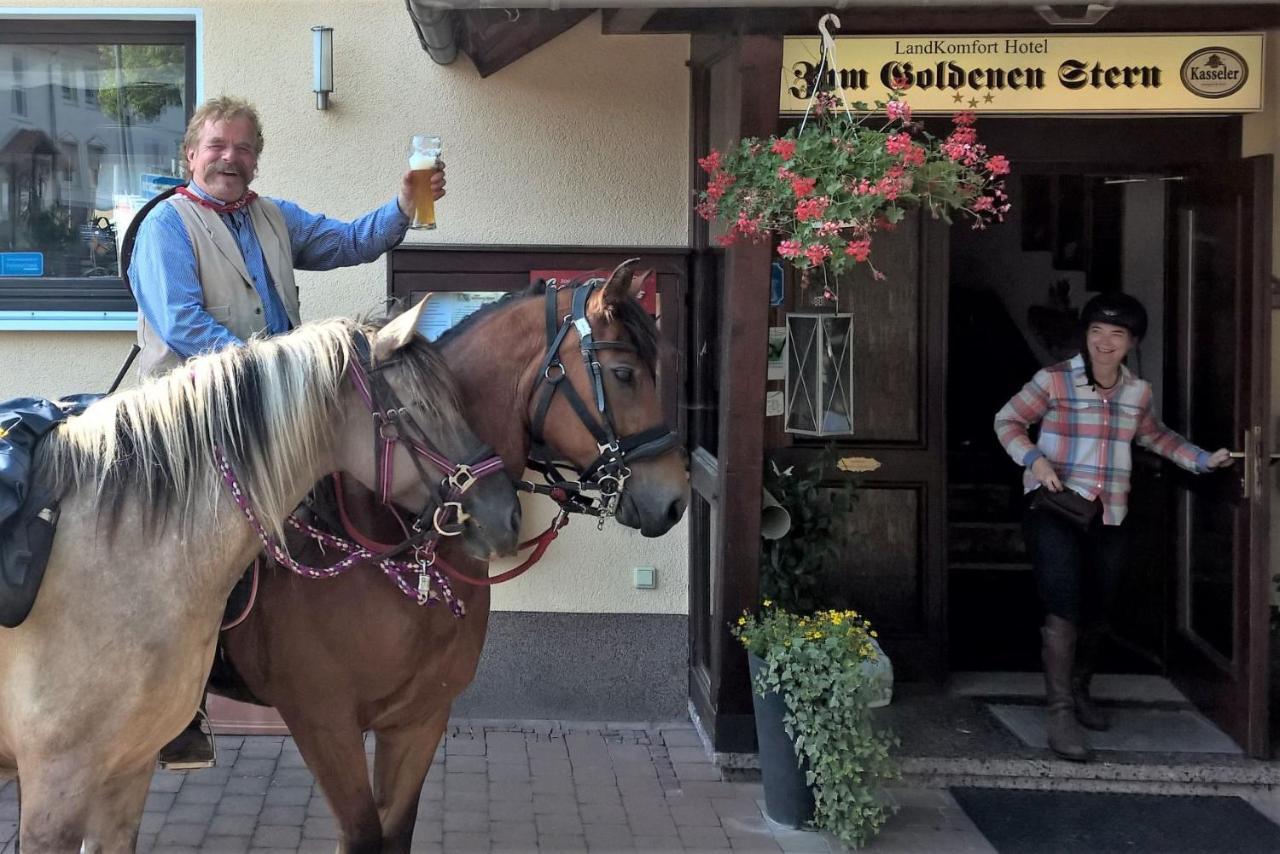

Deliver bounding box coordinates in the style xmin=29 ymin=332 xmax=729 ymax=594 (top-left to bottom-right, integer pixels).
xmin=602 ymin=8 xmax=657 ymax=34
xmin=456 ymin=8 xmax=592 ymax=78
xmin=709 ymin=33 xmax=784 ymax=748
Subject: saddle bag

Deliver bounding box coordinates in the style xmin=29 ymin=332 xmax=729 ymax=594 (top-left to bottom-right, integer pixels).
xmin=0 ymin=492 xmax=58 ymax=627
xmin=1029 ymin=486 xmax=1102 ymax=531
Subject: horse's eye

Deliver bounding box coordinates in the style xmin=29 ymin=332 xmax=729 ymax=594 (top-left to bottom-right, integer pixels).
xmin=612 ymin=366 xmax=635 ymax=385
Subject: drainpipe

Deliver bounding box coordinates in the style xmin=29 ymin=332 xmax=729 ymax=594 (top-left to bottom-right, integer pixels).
xmin=406 ymin=0 xmax=458 ymax=65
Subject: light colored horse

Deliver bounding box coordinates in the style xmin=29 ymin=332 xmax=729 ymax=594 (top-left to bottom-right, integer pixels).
xmin=0 ymin=301 xmax=520 ymax=853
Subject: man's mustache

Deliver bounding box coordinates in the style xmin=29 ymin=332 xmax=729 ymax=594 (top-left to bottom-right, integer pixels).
xmin=204 ymin=162 xmax=251 ymax=181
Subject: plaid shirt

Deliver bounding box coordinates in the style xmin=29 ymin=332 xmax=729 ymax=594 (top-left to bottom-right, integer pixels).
xmin=994 ymin=354 xmax=1210 ymax=525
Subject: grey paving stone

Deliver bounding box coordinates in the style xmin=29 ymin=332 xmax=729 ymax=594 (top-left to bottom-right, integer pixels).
xmin=449 ymin=773 xmax=490 ymax=795
xmin=489 ymin=764 xmax=531 ymax=783
xmin=214 ymin=795 xmax=264 ymax=816
xmin=177 ymin=785 xmax=225 ymax=805
xmin=447 ymin=735 xmax=487 ymax=756
xmin=490 ymin=845 xmax=537 ymax=854
xmin=239 ymin=739 xmax=284 ymax=759
xmin=531 ymin=774 xmax=576 ymax=795
xmin=419 ymin=780 xmax=445 ymax=801
xmin=150 ymin=844 xmax=199 ymax=854
xmin=216 ymin=736 xmax=246 ymax=750
xmin=230 ymin=757 xmax=276 ymax=776
xmin=166 ymin=803 xmax=217 ymax=826
xmin=442 ymin=830 xmax=491 ymax=851
xmin=574 ymin=784 xmax=622 ymax=806
xmin=580 ymin=802 xmax=628 ymax=825
xmin=301 ymin=816 xmax=339 ymax=840
xmin=295 ymin=839 xmax=336 ymax=854
xmin=252 ymin=825 xmax=302 ymax=848
xmin=631 ymin=835 xmax=685 ymax=853
xmin=678 ymin=826 xmax=731 ymax=849
xmin=626 ymin=812 xmax=679 ymax=838
xmin=533 ymin=793 xmax=579 ymax=816
xmin=667 ymin=747 xmax=712 ymax=765
xmin=145 ymin=792 xmax=178 ymax=812
xmin=190 ymin=765 xmax=234 ymax=786
xmin=669 ymin=803 xmax=722 ymax=828
xmin=488 ymin=819 xmax=538 ymax=844
xmin=584 ymin=822 xmax=635 ymax=847
xmin=258 ymin=805 xmax=306 ymax=827
xmin=525 ymin=742 xmax=568 ymax=761
xmin=490 ymin=780 xmax=534 ymax=803
xmin=613 ymin=761 xmax=659 ymax=780
xmin=489 ymin=799 xmax=535 ymax=822
xmin=536 ymin=813 xmax=584 ymax=836
xmin=264 ymin=786 xmax=313 ymax=806
xmin=445 ymin=791 xmax=491 ymax=814
xmin=151 ymin=773 xmax=185 ymax=792
xmin=269 ymin=769 xmax=315 ymax=787
xmin=306 ymin=796 xmax=334 ymax=817
xmin=446 ymin=811 xmax=491 ymax=833
xmin=136 ymin=831 xmax=157 ymax=853
xmin=728 ymin=836 xmax=783 ymax=852
xmin=673 ymin=763 xmax=723 ymax=782
xmin=771 ymin=828 xmax=831 ymax=853
xmin=660 ymin=730 xmax=703 ymax=748
xmin=157 ymin=824 xmax=207 ymax=847
xmin=617 ymin=777 xmax=665 ymax=799
xmin=449 ymin=754 xmax=489 ymax=774
xmin=222 ymin=775 xmax=271 ymax=796
xmin=607 ymin=744 xmax=652 ymax=763
xmin=140 ymin=812 xmax=168 ymax=834
xmin=536 ymin=833 xmax=587 ymax=851
xmin=207 ymin=814 xmax=257 ymax=837
xmin=197 ymin=835 xmax=250 ymax=853
xmin=713 ymin=799 xmax=767 ymax=821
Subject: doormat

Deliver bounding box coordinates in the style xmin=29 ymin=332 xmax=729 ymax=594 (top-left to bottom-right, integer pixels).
xmin=951 ymin=788 xmax=1280 ymax=853
xmin=987 ymin=703 xmax=1242 ymax=754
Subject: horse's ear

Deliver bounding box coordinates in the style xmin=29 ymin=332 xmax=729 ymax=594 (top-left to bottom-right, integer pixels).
xmin=371 ymin=295 xmax=430 ymax=363
xmin=592 ymin=258 xmax=643 ymax=315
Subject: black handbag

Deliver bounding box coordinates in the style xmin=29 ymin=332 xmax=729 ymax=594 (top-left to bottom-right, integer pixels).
xmin=1029 ymin=487 xmax=1101 ymax=530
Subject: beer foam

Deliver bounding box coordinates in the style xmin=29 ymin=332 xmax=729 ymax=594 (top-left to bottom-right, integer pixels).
xmin=409 ymin=153 xmax=437 ymax=170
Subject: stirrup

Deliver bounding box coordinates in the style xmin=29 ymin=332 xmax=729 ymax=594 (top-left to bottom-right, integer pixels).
xmin=158 ymin=706 xmax=217 ymax=771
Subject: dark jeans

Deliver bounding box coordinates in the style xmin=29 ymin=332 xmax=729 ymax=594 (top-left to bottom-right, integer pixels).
xmin=1023 ymin=498 xmax=1129 ymax=626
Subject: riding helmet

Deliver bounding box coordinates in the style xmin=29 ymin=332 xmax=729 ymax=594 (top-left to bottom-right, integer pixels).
xmin=1080 ymin=292 xmax=1148 ymax=340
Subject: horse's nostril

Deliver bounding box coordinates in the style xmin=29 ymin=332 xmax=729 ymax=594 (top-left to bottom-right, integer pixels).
xmin=668 ymin=496 xmax=687 ymax=523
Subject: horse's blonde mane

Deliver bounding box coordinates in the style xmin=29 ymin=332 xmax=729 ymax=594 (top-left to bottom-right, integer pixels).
xmin=39 ymin=318 xmax=357 ymax=540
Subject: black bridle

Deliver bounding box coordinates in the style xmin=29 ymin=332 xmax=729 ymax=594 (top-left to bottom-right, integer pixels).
xmin=346 ymin=330 xmax=505 ymax=558
xmin=522 ymin=280 xmax=680 ymax=524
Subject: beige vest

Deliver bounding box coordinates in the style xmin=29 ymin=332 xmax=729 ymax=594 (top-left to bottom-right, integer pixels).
xmin=136 ymin=194 xmax=302 ymax=378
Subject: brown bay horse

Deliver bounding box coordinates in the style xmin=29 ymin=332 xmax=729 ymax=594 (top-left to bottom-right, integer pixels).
xmin=218 ymin=261 xmax=690 ymax=852
xmin=0 ymin=301 xmax=521 ymax=852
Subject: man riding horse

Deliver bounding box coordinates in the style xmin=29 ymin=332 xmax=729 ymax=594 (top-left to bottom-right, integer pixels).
xmin=130 ymin=95 xmax=448 ymax=768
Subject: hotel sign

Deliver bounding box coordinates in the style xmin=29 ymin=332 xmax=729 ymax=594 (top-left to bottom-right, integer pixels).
xmin=780 ymin=33 xmax=1264 ymax=114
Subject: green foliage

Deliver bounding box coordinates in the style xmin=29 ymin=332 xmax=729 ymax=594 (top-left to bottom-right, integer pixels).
xmin=97 ymin=45 xmax=185 ymax=123
xmin=760 ymin=454 xmax=856 ymax=613
xmin=733 ymin=606 xmax=899 ymax=849
xmin=696 ymin=92 xmax=1009 ymax=277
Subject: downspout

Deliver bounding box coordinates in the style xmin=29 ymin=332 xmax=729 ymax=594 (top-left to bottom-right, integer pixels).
xmin=406 ymin=0 xmax=459 ymax=65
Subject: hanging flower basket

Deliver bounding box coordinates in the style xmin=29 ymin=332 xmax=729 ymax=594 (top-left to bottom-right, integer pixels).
xmin=696 ymin=92 xmax=1010 ymax=281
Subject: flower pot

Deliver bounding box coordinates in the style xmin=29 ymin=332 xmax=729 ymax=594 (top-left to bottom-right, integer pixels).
xmin=747 ymin=652 xmax=815 ymax=828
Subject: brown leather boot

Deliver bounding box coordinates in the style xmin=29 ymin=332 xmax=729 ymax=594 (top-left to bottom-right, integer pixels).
xmin=1042 ymin=616 xmax=1092 ymax=761
xmin=1073 ymin=624 xmax=1111 ymax=732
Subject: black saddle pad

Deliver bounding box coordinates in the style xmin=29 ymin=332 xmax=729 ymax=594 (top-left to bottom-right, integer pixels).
xmin=951 ymin=787 xmax=1280 ymax=853
xmin=0 ymin=489 xmax=58 ymax=628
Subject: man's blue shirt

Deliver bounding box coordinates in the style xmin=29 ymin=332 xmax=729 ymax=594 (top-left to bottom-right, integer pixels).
xmin=131 ymin=183 xmax=409 ymax=358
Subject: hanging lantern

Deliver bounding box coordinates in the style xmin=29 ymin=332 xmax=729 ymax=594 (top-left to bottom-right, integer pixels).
xmin=784 ymin=312 xmax=854 ymax=436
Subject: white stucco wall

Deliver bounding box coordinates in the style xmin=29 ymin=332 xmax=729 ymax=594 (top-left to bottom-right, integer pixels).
xmin=0 ymin=2 xmax=691 ymax=614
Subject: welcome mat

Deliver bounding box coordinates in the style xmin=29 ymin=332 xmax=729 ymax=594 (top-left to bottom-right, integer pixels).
xmin=951 ymin=788 xmax=1280 ymax=853
xmin=987 ymin=703 xmax=1242 ymax=754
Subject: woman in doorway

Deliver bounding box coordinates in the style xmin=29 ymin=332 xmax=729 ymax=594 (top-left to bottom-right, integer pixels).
xmin=994 ymin=293 xmax=1232 ymax=761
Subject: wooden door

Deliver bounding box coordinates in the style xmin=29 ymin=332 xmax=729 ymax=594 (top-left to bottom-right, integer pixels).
xmin=771 ymin=213 xmax=950 ymax=679
xmin=1167 ymin=156 xmax=1272 ymax=757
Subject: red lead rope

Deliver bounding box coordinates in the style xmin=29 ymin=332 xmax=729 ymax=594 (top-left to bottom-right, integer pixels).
xmin=331 ymin=473 xmax=569 ymax=587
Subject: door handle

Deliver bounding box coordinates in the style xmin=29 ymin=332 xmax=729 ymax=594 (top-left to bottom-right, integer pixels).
xmin=1227 ymin=427 xmax=1266 ymax=500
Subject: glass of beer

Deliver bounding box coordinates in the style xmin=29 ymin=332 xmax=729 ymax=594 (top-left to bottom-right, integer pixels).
xmin=408 ymin=134 xmax=441 ymax=230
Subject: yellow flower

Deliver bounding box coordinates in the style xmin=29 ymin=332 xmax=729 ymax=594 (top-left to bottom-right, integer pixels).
xmin=762 ymin=599 xmax=773 ymax=608
xmin=870 ymin=630 xmax=879 ymax=638
xmin=737 ymin=616 xmax=747 ymax=626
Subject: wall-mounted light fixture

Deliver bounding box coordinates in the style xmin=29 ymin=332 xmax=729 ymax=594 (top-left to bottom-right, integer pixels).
xmin=312 ymin=26 xmax=333 ymax=110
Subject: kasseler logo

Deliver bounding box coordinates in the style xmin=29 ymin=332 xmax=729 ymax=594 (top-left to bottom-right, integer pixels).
xmin=1181 ymin=47 xmax=1248 ymax=98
